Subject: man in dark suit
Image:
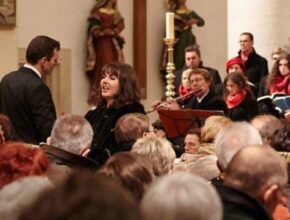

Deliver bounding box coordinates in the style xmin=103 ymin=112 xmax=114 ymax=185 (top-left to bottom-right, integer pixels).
xmin=237 ymin=32 xmax=268 ymax=96
xmin=174 ymin=45 xmax=222 ymax=95
xmin=0 ymin=35 xmax=60 ymax=144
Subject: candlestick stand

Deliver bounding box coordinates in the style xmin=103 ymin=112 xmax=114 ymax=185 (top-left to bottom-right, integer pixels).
xmin=164 ymin=38 xmax=176 ymax=100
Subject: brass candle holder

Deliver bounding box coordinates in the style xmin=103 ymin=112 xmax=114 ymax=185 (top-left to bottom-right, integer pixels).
xmin=164 ymin=38 xmax=176 ymax=100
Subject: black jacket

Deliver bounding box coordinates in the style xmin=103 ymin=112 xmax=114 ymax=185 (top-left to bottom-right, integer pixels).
xmin=85 ymin=102 xmax=145 ymax=164
xmin=185 ymin=89 xmax=228 ymax=114
xmin=227 ymin=92 xmax=258 ymax=121
xmin=214 ymin=183 xmax=271 ymax=220
xmin=0 ymin=66 xmax=56 ymax=144
xmin=237 ymin=49 xmax=268 ymax=95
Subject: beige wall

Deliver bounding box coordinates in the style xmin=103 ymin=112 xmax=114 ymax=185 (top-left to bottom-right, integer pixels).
xmin=0 ymin=0 xmax=227 ymax=120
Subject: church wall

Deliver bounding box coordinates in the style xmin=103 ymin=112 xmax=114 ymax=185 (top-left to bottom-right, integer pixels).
xmin=0 ymin=0 xmax=227 ymax=119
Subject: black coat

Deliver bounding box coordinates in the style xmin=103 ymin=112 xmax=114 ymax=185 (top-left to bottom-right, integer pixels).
xmin=227 ymin=92 xmax=258 ymax=121
xmin=237 ymin=49 xmax=268 ymax=96
xmin=214 ymin=183 xmax=271 ymax=220
xmin=185 ymin=89 xmax=228 ymax=114
xmin=0 ymin=66 xmax=56 ymax=144
xmin=85 ymin=101 xmax=145 ymax=164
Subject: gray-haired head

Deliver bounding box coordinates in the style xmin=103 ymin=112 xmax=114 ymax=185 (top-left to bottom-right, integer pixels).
xmin=50 ymin=114 xmax=93 ymax=155
xmin=214 ymin=121 xmax=262 ymax=171
xmin=141 ymin=171 xmax=222 ymax=220
xmin=132 ymin=137 xmax=176 ymax=176
xmin=0 ymin=176 xmax=53 ymax=220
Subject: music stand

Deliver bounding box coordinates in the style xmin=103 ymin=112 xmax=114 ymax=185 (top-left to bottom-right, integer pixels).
xmin=157 ymin=109 xmax=225 ymax=138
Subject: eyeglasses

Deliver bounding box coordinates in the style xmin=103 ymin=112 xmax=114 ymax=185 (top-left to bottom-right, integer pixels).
xmin=239 ymin=40 xmax=250 ymax=43
xmin=190 ymin=78 xmax=205 ymax=83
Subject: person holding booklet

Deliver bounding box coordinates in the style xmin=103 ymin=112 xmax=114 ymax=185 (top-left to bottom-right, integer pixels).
xmin=224 ymin=72 xmax=258 ymax=121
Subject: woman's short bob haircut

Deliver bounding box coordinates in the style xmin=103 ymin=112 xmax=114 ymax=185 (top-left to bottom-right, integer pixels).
xmin=89 ymin=62 xmax=141 ymax=108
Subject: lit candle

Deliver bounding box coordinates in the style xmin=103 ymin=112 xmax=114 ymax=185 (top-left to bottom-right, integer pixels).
xmin=166 ymin=12 xmax=175 ymax=39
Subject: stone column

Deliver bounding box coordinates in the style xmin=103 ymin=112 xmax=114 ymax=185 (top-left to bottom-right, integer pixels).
xmin=228 ymin=0 xmax=290 ymax=63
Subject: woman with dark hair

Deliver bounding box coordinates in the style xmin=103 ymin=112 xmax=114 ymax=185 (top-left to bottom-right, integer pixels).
xmin=0 ymin=142 xmax=49 ymax=189
xmin=98 ymin=152 xmax=155 ymax=201
xmin=267 ymin=53 xmax=290 ymax=95
xmin=224 ymin=72 xmax=258 ymax=121
xmin=85 ymin=62 xmax=145 ymax=164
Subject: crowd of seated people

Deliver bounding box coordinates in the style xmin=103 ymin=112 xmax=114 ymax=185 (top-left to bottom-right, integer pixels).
xmin=1 ymin=31 xmax=290 ymax=219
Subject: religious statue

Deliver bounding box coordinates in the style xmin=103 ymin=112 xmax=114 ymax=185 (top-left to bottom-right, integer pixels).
xmin=161 ymin=0 xmax=205 ymax=72
xmin=86 ymin=0 xmax=125 ymax=102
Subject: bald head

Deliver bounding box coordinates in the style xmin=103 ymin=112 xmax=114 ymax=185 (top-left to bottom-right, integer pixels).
xmin=225 ymin=145 xmax=287 ymax=199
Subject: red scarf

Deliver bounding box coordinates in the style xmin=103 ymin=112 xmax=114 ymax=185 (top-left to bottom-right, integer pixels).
xmin=269 ymin=74 xmax=290 ymax=95
xmin=179 ymin=85 xmax=193 ymax=97
xmin=226 ymin=89 xmax=247 ymax=109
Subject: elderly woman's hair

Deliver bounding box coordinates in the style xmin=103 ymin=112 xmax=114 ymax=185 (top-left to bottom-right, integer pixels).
xmin=201 ymin=115 xmax=232 ymax=143
xmin=89 ymin=62 xmax=141 ymax=107
xmin=141 ymin=172 xmax=222 ymax=220
xmin=114 ymin=113 xmax=150 ymax=144
xmin=174 ymin=155 xmax=219 ymax=181
xmin=98 ymin=152 xmax=155 ymax=201
xmin=131 ymin=137 xmax=176 ymax=176
xmin=0 ymin=142 xmax=49 ymax=189
xmin=267 ymin=53 xmax=290 ymax=88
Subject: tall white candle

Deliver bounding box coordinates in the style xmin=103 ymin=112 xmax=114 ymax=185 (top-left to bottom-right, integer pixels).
xmin=166 ymin=12 xmax=175 ymax=39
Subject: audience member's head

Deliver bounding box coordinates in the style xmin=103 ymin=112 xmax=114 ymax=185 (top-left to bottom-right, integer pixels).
xmin=184 ymin=129 xmax=201 ymax=154
xmin=132 ymin=137 xmax=176 ymax=176
xmin=201 ymin=115 xmax=232 ymax=143
xmin=151 ymin=119 xmax=166 ymax=138
xmin=49 ymin=114 xmax=93 ymax=156
xmin=184 ymin=45 xmax=202 ymax=69
xmin=0 ymin=176 xmax=53 ymax=220
xmin=225 ymin=145 xmax=288 ymax=213
xmin=214 ymin=122 xmax=262 ymax=172
xmin=251 ymin=114 xmax=283 ymax=145
xmin=271 ymin=122 xmax=290 ymax=152
xmin=239 ymin=32 xmax=254 ymax=53
xmin=0 ymin=113 xmax=11 ymax=143
xmin=271 ymin=47 xmax=288 ymax=65
xmin=141 ymin=172 xmax=222 ymax=220
xmin=0 ymin=142 xmax=49 ymax=189
xmin=226 ymin=57 xmax=245 ymax=74
xmin=114 ymin=113 xmax=151 ymax=144
xmin=174 ymin=155 xmax=219 ymax=181
xmin=19 ymin=172 xmax=141 ymax=220
xmin=98 ymin=152 xmax=155 ymax=201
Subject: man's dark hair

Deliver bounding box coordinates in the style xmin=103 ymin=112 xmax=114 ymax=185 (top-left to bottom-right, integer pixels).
xmin=240 ymin=32 xmax=254 ymax=41
xmin=184 ymin=45 xmax=201 ymax=57
xmin=26 ymin=35 xmax=60 ymax=65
